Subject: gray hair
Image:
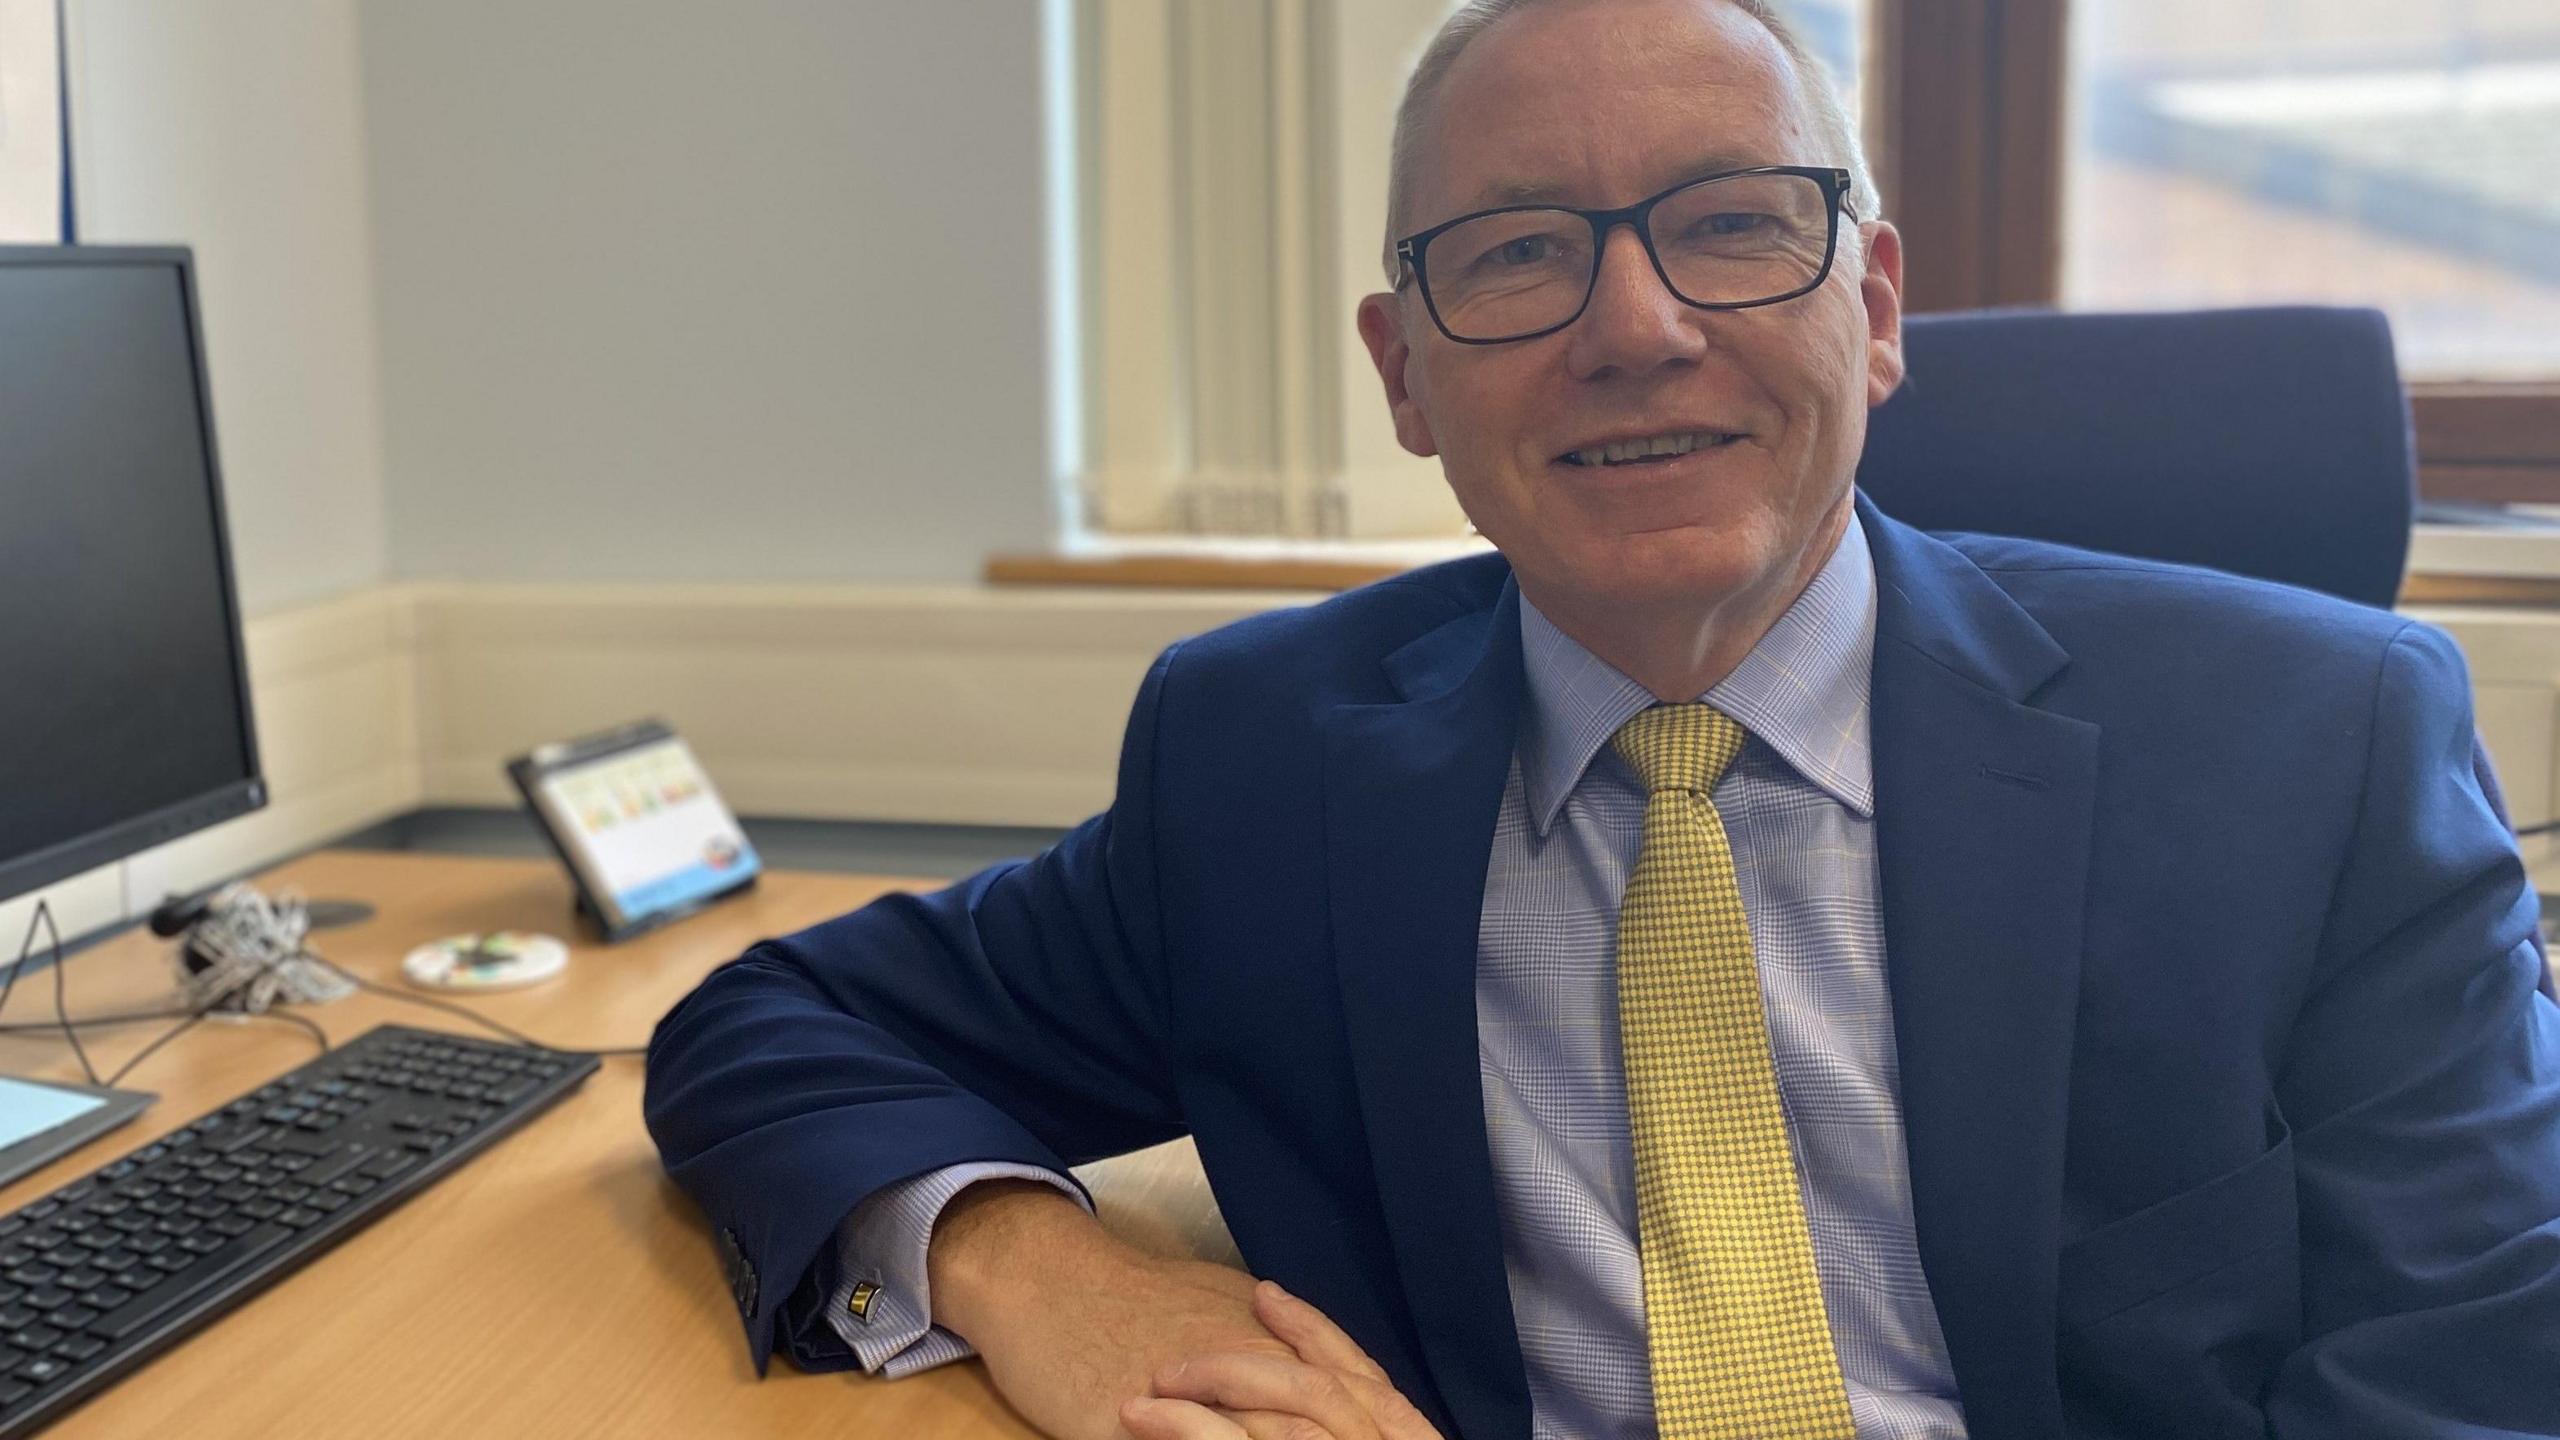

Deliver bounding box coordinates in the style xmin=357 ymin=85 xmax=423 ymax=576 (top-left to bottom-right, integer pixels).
xmin=1381 ymin=0 xmax=1883 ymax=282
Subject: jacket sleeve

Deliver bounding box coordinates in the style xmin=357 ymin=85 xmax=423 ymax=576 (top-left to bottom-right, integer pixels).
xmin=2267 ymin=622 xmax=2560 ymax=1436
xmin=642 ymin=644 xmax=1190 ymax=1374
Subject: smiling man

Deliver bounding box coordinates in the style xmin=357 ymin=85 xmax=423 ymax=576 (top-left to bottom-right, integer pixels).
xmin=644 ymin=2 xmax=2560 ymax=1438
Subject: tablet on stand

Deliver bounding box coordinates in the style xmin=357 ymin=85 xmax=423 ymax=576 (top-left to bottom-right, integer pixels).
xmin=506 ymin=720 xmax=762 ymax=942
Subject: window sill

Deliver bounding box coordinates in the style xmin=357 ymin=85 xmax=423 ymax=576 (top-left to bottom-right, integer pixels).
xmin=985 ymin=530 xmax=2560 ymax=609
xmin=985 ymin=534 xmax=1492 ymax=592
xmin=2402 ymin=524 xmax=2560 ymax=606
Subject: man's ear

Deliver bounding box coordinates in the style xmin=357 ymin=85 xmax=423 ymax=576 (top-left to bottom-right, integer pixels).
xmin=1858 ymin=221 xmax=1907 ymax=408
xmin=1357 ymin=291 xmax=1439 ymax=459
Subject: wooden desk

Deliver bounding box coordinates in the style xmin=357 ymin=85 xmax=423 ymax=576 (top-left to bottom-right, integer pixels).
xmin=0 ymin=850 xmax=1236 ymax=1439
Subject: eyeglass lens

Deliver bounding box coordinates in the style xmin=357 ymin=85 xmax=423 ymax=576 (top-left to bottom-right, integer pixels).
xmin=1420 ymin=171 xmax=1836 ymax=342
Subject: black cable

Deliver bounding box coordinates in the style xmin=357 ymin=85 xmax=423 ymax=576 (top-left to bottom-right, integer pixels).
xmin=42 ymin=904 xmax=101 ymax=1086
xmin=0 ymin=1007 xmax=199 ymax=1034
xmin=9 ymin=901 xmax=101 ymax=1087
xmin=105 ymin=1012 xmax=205 ymax=1088
xmin=97 ymin=1002 xmax=331 ymax=1091
xmin=307 ymin=955 xmax=647 ymax=1058
xmin=4 ymin=902 xmax=647 ymax=1069
xmin=252 ymin=1007 xmax=332 ymax=1057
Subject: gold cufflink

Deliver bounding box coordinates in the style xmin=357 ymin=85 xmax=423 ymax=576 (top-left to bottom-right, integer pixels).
xmin=847 ymin=1280 xmax=881 ymax=1322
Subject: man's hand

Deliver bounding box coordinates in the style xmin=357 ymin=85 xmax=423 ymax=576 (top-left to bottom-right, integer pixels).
xmin=1123 ymin=1282 xmax=1445 ymax=1440
xmin=928 ymin=1181 xmax=1434 ymax=1440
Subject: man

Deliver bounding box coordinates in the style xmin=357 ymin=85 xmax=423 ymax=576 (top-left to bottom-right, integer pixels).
xmin=645 ymin=0 xmax=2560 ymax=1436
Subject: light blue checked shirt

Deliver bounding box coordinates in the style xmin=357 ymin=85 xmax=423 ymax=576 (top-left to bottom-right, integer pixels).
xmin=831 ymin=514 xmax=1966 ymax=1439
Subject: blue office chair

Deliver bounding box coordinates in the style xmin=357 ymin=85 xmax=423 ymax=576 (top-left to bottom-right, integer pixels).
xmin=1855 ymin=306 xmax=2415 ymax=609
xmin=1853 ymin=306 xmax=2560 ymax=991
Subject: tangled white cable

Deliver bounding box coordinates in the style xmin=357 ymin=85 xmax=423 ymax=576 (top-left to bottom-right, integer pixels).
xmin=173 ymin=883 xmax=356 ymax=1013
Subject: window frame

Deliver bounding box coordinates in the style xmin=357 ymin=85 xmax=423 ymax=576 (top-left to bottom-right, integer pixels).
xmin=1870 ymin=0 xmax=2560 ymax=513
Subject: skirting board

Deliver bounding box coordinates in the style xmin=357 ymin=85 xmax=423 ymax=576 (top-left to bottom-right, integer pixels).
xmin=10 ymin=581 xmax=2560 ymax=956
xmin=4 ymin=579 xmax=1305 ymax=953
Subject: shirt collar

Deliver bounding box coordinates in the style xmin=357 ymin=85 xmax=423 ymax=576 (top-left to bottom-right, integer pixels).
xmin=1517 ymin=509 xmax=1877 ymax=835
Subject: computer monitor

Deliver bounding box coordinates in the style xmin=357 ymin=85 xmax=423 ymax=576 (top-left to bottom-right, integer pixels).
xmin=0 ymin=245 xmax=264 ymax=907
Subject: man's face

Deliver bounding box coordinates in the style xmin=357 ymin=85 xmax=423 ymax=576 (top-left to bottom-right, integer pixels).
xmin=1359 ymin=0 xmax=1905 ymax=621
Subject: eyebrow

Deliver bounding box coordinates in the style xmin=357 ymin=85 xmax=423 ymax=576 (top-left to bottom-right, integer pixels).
xmin=1468 ymin=153 xmax=1774 ymax=210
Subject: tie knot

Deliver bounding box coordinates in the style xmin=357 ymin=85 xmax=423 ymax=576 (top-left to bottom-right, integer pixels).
xmin=1611 ymin=703 xmax=1747 ymax=797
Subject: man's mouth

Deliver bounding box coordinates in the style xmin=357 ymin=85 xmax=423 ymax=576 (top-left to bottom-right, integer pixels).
xmin=1556 ymin=431 xmax=1743 ymax=468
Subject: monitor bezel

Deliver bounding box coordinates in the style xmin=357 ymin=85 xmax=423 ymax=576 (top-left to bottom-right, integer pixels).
xmin=0 ymin=244 xmax=267 ymax=907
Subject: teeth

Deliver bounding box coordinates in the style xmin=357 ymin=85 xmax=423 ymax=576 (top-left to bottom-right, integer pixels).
xmin=1567 ymin=432 xmax=1729 ymax=466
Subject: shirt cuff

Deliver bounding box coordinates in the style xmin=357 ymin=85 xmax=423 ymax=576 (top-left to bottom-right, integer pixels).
xmin=827 ymin=1162 xmax=1088 ymax=1376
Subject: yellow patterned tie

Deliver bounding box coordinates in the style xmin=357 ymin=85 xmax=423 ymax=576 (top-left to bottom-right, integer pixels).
xmin=1612 ymin=703 xmax=1856 ymax=1440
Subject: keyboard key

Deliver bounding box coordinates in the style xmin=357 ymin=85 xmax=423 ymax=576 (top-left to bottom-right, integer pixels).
xmin=360 ymin=1154 xmax=420 ymax=1182
xmin=205 ymin=1125 xmax=271 ymax=1156
xmin=12 ymin=1355 xmax=64 ymax=1386
xmin=42 ymin=1306 xmax=96 ymax=1331
xmin=88 ymin=1224 xmax=291 ymax=1342
xmin=74 ymin=1287 xmax=129 ymax=1312
xmin=50 ymin=1334 xmax=104 ymax=1363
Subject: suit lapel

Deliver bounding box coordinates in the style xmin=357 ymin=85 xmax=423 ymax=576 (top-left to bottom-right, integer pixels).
xmin=1324 ymin=581 xmax=1534 ymax=1440
xmin=1863 ymin=498 xmax=2099 ymax=1440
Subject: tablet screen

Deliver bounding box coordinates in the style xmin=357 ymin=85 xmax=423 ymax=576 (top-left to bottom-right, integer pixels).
xmin=0 ymin=1076 xmax=106 ymax=1150
xmin=526 ymin=735 xmax=760 ymax=930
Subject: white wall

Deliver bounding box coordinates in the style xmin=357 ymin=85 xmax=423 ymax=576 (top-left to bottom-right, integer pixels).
xmin=0 ymin=0 xmax=62 ymax=242
xmin=65 ymin=0 xmax=391 ymax=617
xmin=357 ymin=0 xmax=1056 ymax=586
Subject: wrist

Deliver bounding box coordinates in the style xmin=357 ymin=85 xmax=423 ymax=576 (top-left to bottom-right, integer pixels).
xmin=928 ymin=1178 xmax=1120 ymax=1345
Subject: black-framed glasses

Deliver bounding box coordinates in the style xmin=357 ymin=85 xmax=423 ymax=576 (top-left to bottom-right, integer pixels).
xmin=1394 ymin=165 xmax=1856 ymax=345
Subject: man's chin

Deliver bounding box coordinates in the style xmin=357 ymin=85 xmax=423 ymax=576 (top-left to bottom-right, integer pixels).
xmin=1533 ymin=532 xmax=1776 ymax=612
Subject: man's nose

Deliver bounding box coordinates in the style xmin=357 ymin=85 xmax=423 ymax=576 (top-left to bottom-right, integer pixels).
xmin=1565 ymin=222 xmax=1709 ymax=380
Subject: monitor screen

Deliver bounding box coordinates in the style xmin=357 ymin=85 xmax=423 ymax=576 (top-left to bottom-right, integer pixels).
xmin=0 ymin=248 xmax=263 ymax=905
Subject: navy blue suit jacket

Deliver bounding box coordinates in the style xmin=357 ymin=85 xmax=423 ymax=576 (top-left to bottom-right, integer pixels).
xmin=645 ymin=496 xmax=2560 ymax=1438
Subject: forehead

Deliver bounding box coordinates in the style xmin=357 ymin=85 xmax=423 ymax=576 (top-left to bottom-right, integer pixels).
xmin=1415 ymin=0 xmax=1814 ymax=223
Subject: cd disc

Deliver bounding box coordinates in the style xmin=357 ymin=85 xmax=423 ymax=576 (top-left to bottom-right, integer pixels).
xmin=401 ymin=931 xmax=569 ymax=992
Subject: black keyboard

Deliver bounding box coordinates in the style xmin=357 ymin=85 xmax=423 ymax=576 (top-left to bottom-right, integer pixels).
xmin=0 ymin=1024 xmax=598 ymax=1436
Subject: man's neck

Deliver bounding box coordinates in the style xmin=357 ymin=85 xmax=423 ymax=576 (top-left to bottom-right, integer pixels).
xmin=1525 ymin=496 xmax=1855 ymax=703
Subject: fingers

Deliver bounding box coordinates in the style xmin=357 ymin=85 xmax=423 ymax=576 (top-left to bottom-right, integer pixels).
xmin=1152 ymin=1352 xmax=1381 ymax=1440
xmin=1122 ymin=1396 xmax=1247 ymax=1440
xmin=1252 ymin=1282 xmax=1392 ymax=1385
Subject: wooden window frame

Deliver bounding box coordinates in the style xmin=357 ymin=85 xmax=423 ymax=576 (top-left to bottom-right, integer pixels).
xmin=1870 ymin=0 xmax=2560 ymax=514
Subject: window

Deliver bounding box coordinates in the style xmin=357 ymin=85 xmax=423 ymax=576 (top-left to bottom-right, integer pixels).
xmin=2062 ymin=0 xmax=2560 ymax=384
xmin=1877 ymin=0 xmax=2560 ymax=517
xmin=1064 ymin=0 xmax=1873 ymax=545
xmin=0 ymin=0 xmax=64 ymax=243
xmin=1062 ymin=0 xmax=2560 ymax=552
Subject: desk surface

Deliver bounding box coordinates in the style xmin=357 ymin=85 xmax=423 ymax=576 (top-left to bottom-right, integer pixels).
xmin=0 ymin=849 xmax=1234 ymax=1439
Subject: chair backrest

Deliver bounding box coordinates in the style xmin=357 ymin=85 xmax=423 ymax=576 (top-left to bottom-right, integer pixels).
xmin=1854 ymin=306 xmax=2415 ymax=608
